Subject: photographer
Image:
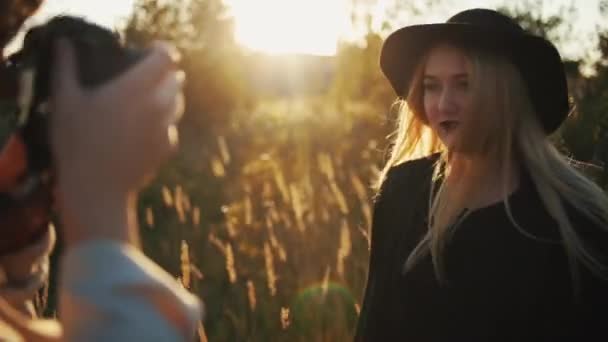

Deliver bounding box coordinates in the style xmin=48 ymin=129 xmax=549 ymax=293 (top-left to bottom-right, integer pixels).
xmin=0 ymin=1 xmax=202 ymax=341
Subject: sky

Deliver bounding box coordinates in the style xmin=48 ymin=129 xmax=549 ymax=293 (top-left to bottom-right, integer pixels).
xmin=12 ymin=0 xmax=605 ymax=60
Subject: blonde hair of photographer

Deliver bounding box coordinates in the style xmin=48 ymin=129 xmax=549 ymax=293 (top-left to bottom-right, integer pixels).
xmin=378 ymin=45 xmax=608 ymax=285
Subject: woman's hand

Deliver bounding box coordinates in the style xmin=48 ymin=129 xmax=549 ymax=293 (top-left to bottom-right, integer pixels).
xmin=50 ymin=39 xmax=185 ymax=248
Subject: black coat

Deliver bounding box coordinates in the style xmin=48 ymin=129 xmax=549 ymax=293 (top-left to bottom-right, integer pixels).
xmin=355 ymin=155 xmax=608 ymax=341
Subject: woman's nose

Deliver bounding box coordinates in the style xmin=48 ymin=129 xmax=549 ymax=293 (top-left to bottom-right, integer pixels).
xmin=438 ymin=87 xmax=458 ymax=114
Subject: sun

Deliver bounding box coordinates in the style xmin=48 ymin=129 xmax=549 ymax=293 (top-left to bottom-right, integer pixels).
xmin=224 ymin=0 xmax=351 ymax=56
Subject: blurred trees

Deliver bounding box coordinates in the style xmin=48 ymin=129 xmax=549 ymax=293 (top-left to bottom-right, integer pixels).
xmin=331 ymin=28 xmax=393 ymax=109
xmin=568 ymin=30 xmax=608 ymax=186
xmin=125 ymin=0 xmax=252 ymax=136
xmin=497 ymin=1 xmax=608 ymax=185
xmin=499 ymin=1 xmax=608 ymax=184
xmin=123 ymin=1 xmax=251 ymax=338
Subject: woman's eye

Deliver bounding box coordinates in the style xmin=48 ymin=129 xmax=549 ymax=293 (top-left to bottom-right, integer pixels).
xmin=423 ymin=83 xmax=439 ymax=92
xmin=456 ymin=80 xmax=469 ymax=90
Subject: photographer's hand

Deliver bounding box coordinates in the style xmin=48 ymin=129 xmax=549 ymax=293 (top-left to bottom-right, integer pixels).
xmin=49 ymin=39 xmax=185 ymax=248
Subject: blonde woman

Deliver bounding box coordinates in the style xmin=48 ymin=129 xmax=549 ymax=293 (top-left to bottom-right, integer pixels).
xmin=355 ymin=8 xmax=608 ymax=341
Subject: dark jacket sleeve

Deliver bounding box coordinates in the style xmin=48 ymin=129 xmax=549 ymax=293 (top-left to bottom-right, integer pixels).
xmin=354 ymin=155 xmax=437 ymax=341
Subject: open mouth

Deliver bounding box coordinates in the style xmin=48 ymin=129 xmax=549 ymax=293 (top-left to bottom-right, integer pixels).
xmin=439 ymin=120 xmax=460 ymax=133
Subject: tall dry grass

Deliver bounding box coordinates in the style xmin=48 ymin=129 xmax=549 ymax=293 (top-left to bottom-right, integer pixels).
xmin=141 ymin=99 xmax=390 ymax=341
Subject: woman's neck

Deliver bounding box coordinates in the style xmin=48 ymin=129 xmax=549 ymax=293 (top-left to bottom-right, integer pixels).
xmin=445 ymin=153 xmax=521 ymax=211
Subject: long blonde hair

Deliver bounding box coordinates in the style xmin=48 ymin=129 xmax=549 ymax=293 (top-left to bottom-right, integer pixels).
xmin=378 ymin=44 xmax=608 ymax=287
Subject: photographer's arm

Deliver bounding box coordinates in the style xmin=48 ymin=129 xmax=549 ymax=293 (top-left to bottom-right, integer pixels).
xmin=0 ymin=39 xmax=200 ymax=342
xmin=50 ymin=40 xmax=201 ymax=341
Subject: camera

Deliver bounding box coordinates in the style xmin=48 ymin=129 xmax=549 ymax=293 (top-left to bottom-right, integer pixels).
xmin=0 ymin=16 xmax=146 ymax=254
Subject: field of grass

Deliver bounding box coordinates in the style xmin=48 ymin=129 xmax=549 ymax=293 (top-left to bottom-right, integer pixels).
xmin=136 ymin=99 xmax=391 ymax=341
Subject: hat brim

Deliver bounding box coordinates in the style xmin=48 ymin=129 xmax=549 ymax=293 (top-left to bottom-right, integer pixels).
xmin=380 ymin=23 xmax=570 ymax=134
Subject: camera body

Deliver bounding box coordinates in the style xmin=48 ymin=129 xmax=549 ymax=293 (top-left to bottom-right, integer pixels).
xmin=7 ymin=15 xmax=146 ymax=173
xmin=0 ymin=16 xmax=146 ymax=255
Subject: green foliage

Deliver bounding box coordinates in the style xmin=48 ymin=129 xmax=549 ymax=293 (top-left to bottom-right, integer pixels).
xmin=330 ymin=32 xmax=394 ymax=110
xmin=500 ymin=0 xmax=608 ymax=187
xmin=125 ymin=0 xmax=252 ymax=129
xmin=567 ymin=31 xmax=608 ymax=185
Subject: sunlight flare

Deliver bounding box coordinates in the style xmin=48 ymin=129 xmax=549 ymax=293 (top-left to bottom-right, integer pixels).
xmin=224 ymin=0 xmax=351 ymax=55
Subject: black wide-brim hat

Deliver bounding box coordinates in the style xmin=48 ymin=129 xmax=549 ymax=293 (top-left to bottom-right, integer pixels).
xmin=380 ymin=8 xmax=570 ymax=134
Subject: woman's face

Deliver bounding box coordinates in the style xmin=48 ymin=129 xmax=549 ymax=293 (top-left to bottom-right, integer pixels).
xmin=422 ymin=44 xmax=472 ymax=149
